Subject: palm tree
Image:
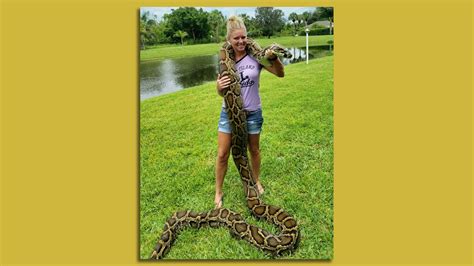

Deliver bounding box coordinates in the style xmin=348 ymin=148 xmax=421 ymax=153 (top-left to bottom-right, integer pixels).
xmin=140 ymin=11 xmax=151 ymax=49
xmin=297 ymin=14 xmax=304 ymax=35
xmin=174 ymin=30 xmax=188 ymax=45
xmin=288 ymin=12 xmax=298 ymax=36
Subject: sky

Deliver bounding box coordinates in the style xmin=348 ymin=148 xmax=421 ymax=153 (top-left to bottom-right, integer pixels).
xmin=140 ymin=7 xmax=317 ymax=22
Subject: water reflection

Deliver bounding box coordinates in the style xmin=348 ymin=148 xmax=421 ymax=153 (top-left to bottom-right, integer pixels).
xmin=281 ymin=45 xmax=333 ymax=64
xmin=140 ymin=54 xmax=219 ymax=100
xmin=140 ymin=45 xmax=333 ymax=100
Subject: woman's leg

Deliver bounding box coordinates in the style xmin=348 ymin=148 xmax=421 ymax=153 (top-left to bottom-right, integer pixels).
xmin=248 ymin=133 xmax=264 ymax=195
xmin=215 ymin=132 xmax=231 ymax=207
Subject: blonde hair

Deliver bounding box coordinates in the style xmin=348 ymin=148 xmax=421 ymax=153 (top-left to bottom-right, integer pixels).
xmin=226 ymin=15 xmax=247 ymax=40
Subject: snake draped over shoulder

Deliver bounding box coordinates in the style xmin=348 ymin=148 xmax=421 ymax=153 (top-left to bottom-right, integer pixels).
xmin=150 ymin=38 xmax=298 ymax=259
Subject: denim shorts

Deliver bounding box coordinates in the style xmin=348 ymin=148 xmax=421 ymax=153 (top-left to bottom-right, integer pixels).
xmin=218 ymin=108 xmax=264 ymax=134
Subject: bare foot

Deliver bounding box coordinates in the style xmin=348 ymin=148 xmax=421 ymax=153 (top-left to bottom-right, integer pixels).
xmin=214 ymin=192 xmax=224 ymax=208
xmin=255 ymin=181 xmax=264 ymax=195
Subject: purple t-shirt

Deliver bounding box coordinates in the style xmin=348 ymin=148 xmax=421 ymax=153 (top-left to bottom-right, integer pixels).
xmin=223 ymin=54 xmax=263 ymax=111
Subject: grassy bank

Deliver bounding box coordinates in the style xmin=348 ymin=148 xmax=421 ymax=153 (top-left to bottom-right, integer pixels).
xmin=140 ymin=56 xmax=334 ymax=259
xmin=140 ymin=35 xmax=334 ymax=61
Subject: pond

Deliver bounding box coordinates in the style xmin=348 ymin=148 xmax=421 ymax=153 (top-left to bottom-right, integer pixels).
xmin=140 ymin=45 xmax=333 ymax=100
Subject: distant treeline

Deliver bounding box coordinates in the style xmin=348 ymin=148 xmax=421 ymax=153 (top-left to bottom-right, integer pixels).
xmin=140 ymin=7 xmax=334 ymax=48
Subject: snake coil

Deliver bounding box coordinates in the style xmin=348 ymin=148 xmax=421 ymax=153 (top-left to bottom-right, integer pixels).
xmin=150 ymin=38 xmax=298 ymax=259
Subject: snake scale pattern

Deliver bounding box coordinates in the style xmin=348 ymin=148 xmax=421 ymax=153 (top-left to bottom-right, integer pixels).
xmin=150 ymin=38 xmax=298 ymax=259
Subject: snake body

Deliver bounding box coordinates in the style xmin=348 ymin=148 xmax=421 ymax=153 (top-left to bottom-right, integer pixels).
xmin=150 ymin=38 xmax=298 ymax=259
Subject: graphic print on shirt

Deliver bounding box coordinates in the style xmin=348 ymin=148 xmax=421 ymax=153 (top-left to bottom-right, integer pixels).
xmin=221 ymin=54 xmax=262 ymax=111
xmin=238 ymin=64 xmax=256 ymax=88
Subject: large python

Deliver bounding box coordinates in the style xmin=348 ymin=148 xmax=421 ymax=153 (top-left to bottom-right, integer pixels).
xmin=150 ymin=38 xmax=298 ymax=259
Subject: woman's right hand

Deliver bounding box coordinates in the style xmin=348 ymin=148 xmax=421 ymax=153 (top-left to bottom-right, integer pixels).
xmin=216 ymin=74 xmax=231 ymax=92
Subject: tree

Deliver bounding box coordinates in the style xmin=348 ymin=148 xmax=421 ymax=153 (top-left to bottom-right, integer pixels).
xmin=316 ymin=7 xmax=334 ymax=20
xmin=140 ymin=14 xmax=147 ymax=49
xmin=139 ymin=11 xmax=168 ymax=47
xmin=316 ymin=7 xmax=334 ymax=34
xmin=288 ymin=12 xmax=298 ymax=24
xmin=288 ymin=12 xmax=299 ymax=36
xmin=310 ymin=8 xmax=321 ymax=22
xmin=302 ymin=11 xmax=311 ymax=26
xmin=208 ymin=10 xmax=225 ymax=43
xmin=297 ymin=14 xmax=303 ymax=27
xmin=238 ymin=13 xmax=261 ymax=37
xmin=254 ymin=7 xmax=285 ymax=38
xmin=140 ymin=11 xmax=155 ymax=48
xmin=174 ymin=30 xmax=188 ymax=45
xmin=163 ymin=7 xmax=211 ymax=43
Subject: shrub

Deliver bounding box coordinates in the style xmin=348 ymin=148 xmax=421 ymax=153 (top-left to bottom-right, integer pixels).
xmin=299 ymin=23 xmax=333 ymax=36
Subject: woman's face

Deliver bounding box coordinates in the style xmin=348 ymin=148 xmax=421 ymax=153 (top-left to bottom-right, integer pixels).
xmin=229 ymin=29 xmax=247 ymax=53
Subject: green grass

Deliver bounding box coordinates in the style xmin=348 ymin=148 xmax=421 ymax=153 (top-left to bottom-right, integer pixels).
xmin=140 ymin=56 xmax=334 ymax=259
xmin=140 ymin=35 xmax=334 ymax=61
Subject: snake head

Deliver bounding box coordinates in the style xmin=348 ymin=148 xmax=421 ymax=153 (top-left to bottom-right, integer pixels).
xmin=259 ymin=45 xmax=293 ymax=67
xmin=268 ymin=44 xmax=293 ymax=59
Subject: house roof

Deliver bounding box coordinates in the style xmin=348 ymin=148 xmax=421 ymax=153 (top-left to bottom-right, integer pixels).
xmin=313 ymin=20 xmax=332 ymax=28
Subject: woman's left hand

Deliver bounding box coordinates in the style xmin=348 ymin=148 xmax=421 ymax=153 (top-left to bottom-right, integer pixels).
xmin=264 ymin=49 xmax=277 ymax=61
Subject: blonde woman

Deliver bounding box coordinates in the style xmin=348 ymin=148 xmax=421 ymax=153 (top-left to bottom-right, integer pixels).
xmin=214 ymin=15 xmax=285 ymax=208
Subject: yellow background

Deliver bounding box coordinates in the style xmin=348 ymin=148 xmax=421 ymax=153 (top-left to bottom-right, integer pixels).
xmin=1 ymin=0 xmax=472 ymax=265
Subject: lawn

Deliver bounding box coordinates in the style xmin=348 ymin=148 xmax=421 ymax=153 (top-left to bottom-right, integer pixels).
xmin=140 ymin=35 xmax=334 ymax=61
xmin=140 ymin=56 xmax=334 ymax=259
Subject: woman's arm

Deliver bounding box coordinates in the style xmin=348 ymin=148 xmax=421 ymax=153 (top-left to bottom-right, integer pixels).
xmin=262 ymin=50 xmax=284 ymax=77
